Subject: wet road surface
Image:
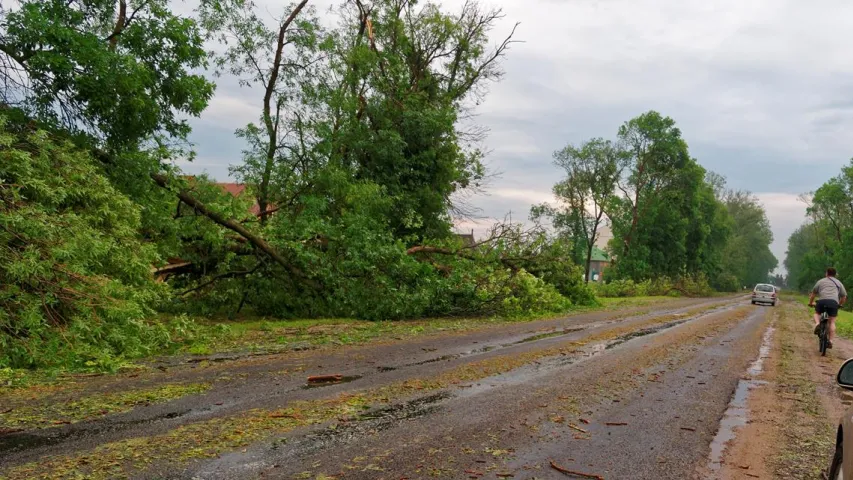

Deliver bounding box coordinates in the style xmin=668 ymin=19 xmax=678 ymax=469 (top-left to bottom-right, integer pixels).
xmin=0 ymin=295 xmax=778 ymax=479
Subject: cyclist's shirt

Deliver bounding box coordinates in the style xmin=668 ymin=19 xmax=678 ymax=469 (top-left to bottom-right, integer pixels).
xmin=813 ymin=277 xmax=847 ymax=302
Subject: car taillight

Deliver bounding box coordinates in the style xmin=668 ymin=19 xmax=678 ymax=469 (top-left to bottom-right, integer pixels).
xmin=771 ymin=293 xmax=776 ymax=297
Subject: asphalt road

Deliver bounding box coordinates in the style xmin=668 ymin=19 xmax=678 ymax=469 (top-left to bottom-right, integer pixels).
xmin=0 ymin=295 xmax=773 ymax=479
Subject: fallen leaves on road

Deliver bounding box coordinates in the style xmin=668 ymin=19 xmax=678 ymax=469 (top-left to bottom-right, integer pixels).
xmin=549 ymin=460 xmax=604 ymax=479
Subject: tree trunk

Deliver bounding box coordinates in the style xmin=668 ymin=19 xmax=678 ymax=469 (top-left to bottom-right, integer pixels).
xmin=584 ymin=241 xmax=594 ymax=283
xmin=150 ymin=173 xmax=318 ymax=289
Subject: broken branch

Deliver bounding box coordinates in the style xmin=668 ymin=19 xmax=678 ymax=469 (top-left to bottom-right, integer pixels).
xmin=549 ymin=460 xmax=604 ymax=480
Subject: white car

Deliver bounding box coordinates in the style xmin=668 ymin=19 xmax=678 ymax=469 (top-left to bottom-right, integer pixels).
xmin=751 ymin=283 xmax=777 ymax=306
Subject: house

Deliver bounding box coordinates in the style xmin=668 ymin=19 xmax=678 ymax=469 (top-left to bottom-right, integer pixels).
xmin=455 ymin=230 xmax=475 ymax=247
xmin=588 ymin=246 xmax=610 ymax=282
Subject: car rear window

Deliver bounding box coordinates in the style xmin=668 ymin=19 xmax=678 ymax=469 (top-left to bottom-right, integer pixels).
xmin=756 ymin=285 xmax=774 ymax=292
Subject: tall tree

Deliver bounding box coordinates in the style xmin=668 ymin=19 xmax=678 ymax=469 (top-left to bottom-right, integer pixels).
xmin=612 ymin=111 xmax=690 ymax=261
xmin=720 ymin=190 xmax=777 ymax=286
xmin=542 ymin=138 xmax=625 ymax=282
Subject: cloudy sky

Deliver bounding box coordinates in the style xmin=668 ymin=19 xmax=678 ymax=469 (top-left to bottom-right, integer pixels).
xmin=182 ymin=0 xmax=853 ymax=272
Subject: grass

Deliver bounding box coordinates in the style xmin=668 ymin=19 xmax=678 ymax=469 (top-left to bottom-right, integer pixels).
xmin=174 ymin=295 xmax=686 ymax=357
xmin=0 ymin=295 xmax=696 ymax=398
xmin=772 ymin=302 xmax=836 ymax=478
xmin=0 ymin=382 xmax=211 ymax=431
xmin=780 ymin=293 xmax=853 ymax=339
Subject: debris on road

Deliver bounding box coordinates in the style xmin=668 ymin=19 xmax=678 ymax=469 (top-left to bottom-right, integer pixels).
xmin=568 ymin=423 xmax=588 ymax=433
xmin=549 ymin=460 xmax=604 ymax=479
xmin=307 ymin=374 xmax=344 ymax=383
xmin=604 ymin=422 xmax=628 ymax=426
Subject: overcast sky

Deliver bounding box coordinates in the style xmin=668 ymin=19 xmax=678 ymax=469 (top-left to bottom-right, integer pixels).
xmin=181 ymin=0 xmax=853 ymax=272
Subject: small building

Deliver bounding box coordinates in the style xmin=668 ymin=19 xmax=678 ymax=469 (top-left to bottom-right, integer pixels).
xmin=455 ymin=230 xmax=475 ymax=247
xmin=588 ymin=247 xmax=610 ymax=282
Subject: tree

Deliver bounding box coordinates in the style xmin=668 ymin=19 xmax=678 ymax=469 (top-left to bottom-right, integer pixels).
xmin=0 ymin=0 xmax=214 ymax=152
xmin=541 ymin=138 xmax=625 ymax=282
xmin=785 ymin=222 xmax=829 ymax=291
xmin=0 ymin=119 xmax=163 ymax=369
xmin=720 ymin=190 xmax=777 ymax=287
xmin=612 ymin=111 xmax=690 ymax=262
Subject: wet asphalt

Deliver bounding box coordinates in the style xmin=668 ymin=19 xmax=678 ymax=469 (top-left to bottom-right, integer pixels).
xmin=0 ymin=295 xmax=770 ymax=479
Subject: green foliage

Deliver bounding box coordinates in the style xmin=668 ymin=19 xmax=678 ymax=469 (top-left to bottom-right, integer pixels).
xmin=592 ymin=275 xmax=712 ymax=298
xmin=0 ymin=119 xmax=170 ymax=369
xmin=590 ymin=111 xmax=775 ymax=289
xmin=785 ymin=159 xmax=853 ymax=293
xmin=534 ymin=138 xmax=625 ymax=282
xmin=720 ymin=190 xmax=778 ymax=286
xmin=1 ymin=0 xmax=214 ymax=150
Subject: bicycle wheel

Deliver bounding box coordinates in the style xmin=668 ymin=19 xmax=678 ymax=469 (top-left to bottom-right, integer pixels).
xmin=820 ymin=319 xmax=829 ymax=356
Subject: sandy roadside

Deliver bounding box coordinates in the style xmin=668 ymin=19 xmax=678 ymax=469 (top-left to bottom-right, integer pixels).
xmin=716 ymin=300 xmax=851 ymax=480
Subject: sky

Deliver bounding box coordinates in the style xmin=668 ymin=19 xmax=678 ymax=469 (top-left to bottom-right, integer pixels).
xmin=181 ymin=0 xmax=853 ymax=272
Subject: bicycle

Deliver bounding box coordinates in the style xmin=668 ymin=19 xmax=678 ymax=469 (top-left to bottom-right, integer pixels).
xmin=817 ymin=309 xmax=830 ymax=356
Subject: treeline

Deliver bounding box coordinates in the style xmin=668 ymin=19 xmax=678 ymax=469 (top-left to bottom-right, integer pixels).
xmin=785 ymin=161 xmax=853 ymax=292
xmin=0 ymin=0 xmax=777 ymax=370
xmin=535 ymin=111 xmax=778 ymax=293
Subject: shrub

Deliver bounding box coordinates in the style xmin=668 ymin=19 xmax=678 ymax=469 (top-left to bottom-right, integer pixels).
xmin=0 ymin=120 xmax=167 ymax=369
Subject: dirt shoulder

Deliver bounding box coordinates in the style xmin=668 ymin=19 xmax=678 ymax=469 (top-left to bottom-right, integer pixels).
xmin=717 ymin=300 xmax=847 ymax=479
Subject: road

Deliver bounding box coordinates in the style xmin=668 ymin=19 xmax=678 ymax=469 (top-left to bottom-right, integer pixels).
xmin=0 ymin=295 xmax=843 ymax=479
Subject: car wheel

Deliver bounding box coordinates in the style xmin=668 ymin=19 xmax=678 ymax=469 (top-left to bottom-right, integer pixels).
xmin=829 ymin=441 xmax=843 ymax=480
xmin=772 ymin=301 xmax=776 ymax=307
xmin=751 ymin=301 xmax=755 ymax=305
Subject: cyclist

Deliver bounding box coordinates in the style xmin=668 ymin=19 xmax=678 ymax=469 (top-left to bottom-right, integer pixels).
xmin=808 ymin=267 xmax=847 ymax=349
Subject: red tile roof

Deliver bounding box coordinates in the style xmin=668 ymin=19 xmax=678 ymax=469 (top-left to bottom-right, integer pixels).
xmin=217 ymin=183 xmax=247 ymax=197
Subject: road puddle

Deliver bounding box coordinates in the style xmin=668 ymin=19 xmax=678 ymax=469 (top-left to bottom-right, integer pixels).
xmin=705 ymin=323 xmax=774 ymax=474
xmin=301 ymin=375 xmax=362 ymax=389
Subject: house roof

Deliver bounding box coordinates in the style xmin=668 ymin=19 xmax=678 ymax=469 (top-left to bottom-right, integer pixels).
xmin=214 ymin=183 xmax=261 ymax=215
xmin=217 ymin=183 xmax=247 ymax=197
xmin=590 ymin=246 xmax=610 ymax=262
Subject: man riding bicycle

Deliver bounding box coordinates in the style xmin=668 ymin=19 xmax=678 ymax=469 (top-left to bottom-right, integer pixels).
xmin=809 ymin=267 xmax=847 ymax=349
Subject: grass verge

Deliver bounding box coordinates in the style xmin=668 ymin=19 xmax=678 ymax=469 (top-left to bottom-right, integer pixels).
xmin=0 ymin=383 xmax=211 ymax=431
xmin=772 ymin=302 xmax=835 ymax=478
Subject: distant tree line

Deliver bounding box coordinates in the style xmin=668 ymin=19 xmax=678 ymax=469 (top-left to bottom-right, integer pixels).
xmin=534 ymin=111 xmax=778 ymax=291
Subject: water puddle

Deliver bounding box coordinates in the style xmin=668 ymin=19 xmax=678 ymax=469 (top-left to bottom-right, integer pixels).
xmin=605 ymin=320 xmax=691 ymax=349
xmin=705 ymin=322 xmax=774 ymax=475
xmin=514 ymin=327 xmax=587 ymax=344
xmin=301 ymin=375 xmax=362 ymax=389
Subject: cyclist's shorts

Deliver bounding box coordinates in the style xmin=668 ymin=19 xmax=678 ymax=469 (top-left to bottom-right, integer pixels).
xmin=816 ymin=299 xmax=840 ymax=317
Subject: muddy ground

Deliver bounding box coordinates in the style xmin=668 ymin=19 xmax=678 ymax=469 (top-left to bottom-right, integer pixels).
xmin=0 ymin=295 xmax=848 ymax=479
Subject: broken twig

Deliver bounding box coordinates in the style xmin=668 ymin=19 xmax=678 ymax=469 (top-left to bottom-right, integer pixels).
xmin=549 ymin=460 xmax=604 ymax=479
xmin=307 ymin=374 xmax=343 ymax=383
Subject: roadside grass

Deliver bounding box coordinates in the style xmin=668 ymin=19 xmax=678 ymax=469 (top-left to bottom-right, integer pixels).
xmin=772 ymin=302 xmax=836 ymax=478
xmin=174 ymin=296 xmax=683 ymax=357
xmin=0 ymin=382 xmax=210 ymax=431
xmin=780 ymin=293 xmax=853 ymax=340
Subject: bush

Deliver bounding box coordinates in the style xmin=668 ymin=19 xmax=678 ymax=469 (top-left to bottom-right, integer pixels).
xmin=593 ymin=274 xmax=712 ymax=298
xmin=0 ymin=120 xmax=168 ymax=369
